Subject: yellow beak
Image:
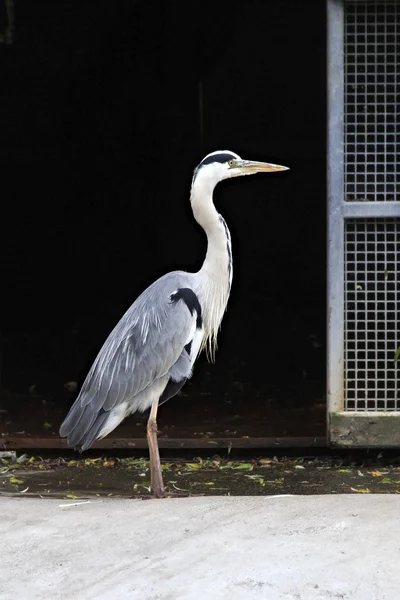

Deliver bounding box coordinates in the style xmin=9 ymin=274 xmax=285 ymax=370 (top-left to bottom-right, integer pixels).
xmin=237 ymin=160 xmax=289 ymax=173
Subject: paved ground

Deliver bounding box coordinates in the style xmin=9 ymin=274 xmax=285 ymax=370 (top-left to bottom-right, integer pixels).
xmin=1 ymin=495 xmax=398 ymax=600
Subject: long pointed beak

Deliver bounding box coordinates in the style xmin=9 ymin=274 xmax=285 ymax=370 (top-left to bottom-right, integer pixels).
xmin=238 ymin=160 xmax=289 ymax=173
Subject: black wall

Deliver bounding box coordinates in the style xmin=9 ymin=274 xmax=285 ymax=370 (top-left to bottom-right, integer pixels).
xmin=1 ymin=0 xmax=326 ymax=394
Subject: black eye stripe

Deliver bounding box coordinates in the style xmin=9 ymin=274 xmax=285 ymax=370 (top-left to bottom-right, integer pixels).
xmin=199 ymin=153 xmax=237 ymax=167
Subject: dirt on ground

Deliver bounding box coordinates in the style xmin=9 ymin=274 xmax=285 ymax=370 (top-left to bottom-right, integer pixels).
xmin=2 ymin=453 xmax=400 ymax=500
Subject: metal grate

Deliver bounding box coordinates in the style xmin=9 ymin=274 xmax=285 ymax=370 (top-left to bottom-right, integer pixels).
xmin=344 ymin=218 xmax=400 ymax=410
xmin=344 ymin=0 xmax=400 ymax=202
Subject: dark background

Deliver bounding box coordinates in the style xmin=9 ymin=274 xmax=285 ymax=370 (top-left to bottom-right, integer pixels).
xmin=0 ymin=0 xmax=327 ymax=440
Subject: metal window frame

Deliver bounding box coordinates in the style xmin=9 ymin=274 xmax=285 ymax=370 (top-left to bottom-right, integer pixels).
xmin=327 ymin=0 xmax=400 ymax=447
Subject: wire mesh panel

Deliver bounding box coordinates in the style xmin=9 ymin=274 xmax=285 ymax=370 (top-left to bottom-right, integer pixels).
xmin=328 ymin=0 xmax=400 ymax=444
xmin=344 ymin=218 xmax=400 ymax=410
xmin=344 ymin=0 xmax=400 ymax=202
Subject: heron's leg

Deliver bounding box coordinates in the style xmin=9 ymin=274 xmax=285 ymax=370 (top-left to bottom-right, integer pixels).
xmin=147 ymin=398 xmax=165 ymax=498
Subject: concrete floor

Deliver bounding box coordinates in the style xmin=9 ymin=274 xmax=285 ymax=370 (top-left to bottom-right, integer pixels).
xmin=1 ymin=495 xmax=399 ymax=600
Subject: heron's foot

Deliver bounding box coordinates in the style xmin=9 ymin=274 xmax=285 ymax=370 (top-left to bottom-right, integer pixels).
xmin=149 ymin=465 xmax=165 ymax=498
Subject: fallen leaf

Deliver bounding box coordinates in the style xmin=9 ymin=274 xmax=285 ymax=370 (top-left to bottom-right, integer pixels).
xmin=59 ymin=501 xmax=91 ymax=508
xmin=204 ymin=482 xmax=215 ymax=486
xmin=16 ymin=454 xmax=29 ymax=464
xmin=246 ymin=475 xmax=265 ymax=486
xmin=368 ymin=471 xmax=383 ymax=477
xmin=9 ymin=477 xmax=24 ymax=485
xmin=103 ymin=460 xmax=115 ymax=467
xmin=138 ymin=484 xmax=151 ymax=492
xmin=172 ymin=483 xmax=189 ymax=492
xmin=233 ymin=463 xmax=253 ymax=470
xmin=118 ymin=458 xmax=148 ymax=468
xmin=295 ymin=465 xmax=305 ymax=470
xmin=259 ymin=458 xmax=273 ymax=465
xmin=186 ymin=463 xmax=202 ymax=470
xmin=350 ymin=487 xmax=370 ymax=494
xmin=337 ymin=469 xmax=352 ymax=473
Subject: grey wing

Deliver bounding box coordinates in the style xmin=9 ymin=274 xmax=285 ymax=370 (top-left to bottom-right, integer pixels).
xmin=59 ymin=275 xmax=203 ymax=450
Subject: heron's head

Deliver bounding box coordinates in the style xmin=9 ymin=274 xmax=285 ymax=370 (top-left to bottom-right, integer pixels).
xmin=192 ymin=150 xmax=289 ymax=190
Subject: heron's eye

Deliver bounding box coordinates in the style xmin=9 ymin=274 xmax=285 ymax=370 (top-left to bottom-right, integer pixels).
xmin=228 ymin=160 xmax=235 ymax=167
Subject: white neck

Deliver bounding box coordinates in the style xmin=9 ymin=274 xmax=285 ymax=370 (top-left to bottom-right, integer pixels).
xmin=190 ymin=172 xmax=232 ymax=360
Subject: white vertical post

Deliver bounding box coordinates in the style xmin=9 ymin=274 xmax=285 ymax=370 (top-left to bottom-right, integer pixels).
xmin=327 ymin=0 xmax=345 ymax=419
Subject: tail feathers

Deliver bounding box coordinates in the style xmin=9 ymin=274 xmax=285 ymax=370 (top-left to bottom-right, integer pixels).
xmin=59 ymin=392 xmax=91 ymax=438
xmin=60 ymin=376 xmax=186 ymax=450
xmin=59 ymin=397 xmax=108 ymax=451
xmin=75 ymin=412 xmax=109 ymax=452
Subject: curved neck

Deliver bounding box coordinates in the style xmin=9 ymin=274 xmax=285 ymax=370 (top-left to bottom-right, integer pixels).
xmin=190 ymin=173 xmax=232 ymax=358
xmin=190 ymin=175 xmax=231 ymax=274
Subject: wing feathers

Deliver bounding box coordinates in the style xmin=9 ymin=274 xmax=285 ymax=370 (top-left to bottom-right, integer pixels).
xmin=60 ymin=274 xmax=203 ymax=450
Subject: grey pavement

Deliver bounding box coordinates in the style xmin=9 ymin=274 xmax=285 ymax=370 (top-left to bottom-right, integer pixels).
xmin=1 ymin=495 xmax=399 ymax=600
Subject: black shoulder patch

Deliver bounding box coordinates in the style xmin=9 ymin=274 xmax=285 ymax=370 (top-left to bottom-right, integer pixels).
xmin=170 ymin=288 xmax=202 ymax=329
xmin=200 ymin=152 xmax=236 ymax=167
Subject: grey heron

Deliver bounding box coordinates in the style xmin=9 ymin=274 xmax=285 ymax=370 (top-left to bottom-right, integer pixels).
xmin=59 ymin=150 xmax=288 ymax=497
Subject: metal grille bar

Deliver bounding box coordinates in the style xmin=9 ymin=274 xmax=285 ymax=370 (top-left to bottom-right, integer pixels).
xmin=344 ymin=0 xmax=400 ymax=202
xmin=344 ymin=218 xmax=400 ymax=410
